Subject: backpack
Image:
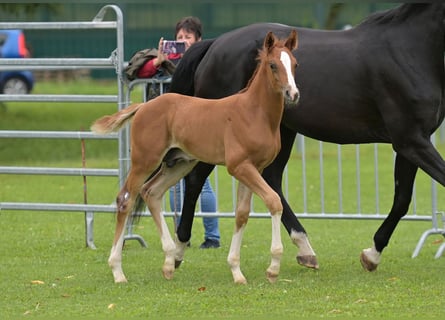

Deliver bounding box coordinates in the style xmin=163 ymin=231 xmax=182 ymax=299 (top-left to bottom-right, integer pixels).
xmin=124 ymin=48 xmax=176 ymax=81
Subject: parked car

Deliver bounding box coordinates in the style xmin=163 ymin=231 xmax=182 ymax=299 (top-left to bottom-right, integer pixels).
xmin=0 ymin=30 xmax=34 ymax=94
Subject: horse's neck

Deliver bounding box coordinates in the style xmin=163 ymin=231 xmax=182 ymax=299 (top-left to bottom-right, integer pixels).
xmin=243 ymin=63 xmax=285 ymax=124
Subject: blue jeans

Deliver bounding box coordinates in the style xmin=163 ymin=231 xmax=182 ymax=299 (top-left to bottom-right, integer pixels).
xmin=169 ymin=178 xmax=220 ymax=241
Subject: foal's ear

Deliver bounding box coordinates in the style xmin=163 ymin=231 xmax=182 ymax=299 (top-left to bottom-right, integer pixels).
xmin=264 ymin=31 xmax=276 ymax=51
xmin=285 ymin=29 xmax=298 ymax=51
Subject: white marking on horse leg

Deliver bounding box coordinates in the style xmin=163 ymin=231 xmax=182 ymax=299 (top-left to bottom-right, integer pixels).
xmin=360 ymin=246 xmax=381 ymax=271
xmin=227 ymin=224 xmax=247 ymax=284
xmin=158 ymin=213 xmax=176 ymax=279
xmin=362 ymin=246 xmax=381 ymax=263
xmin=108 ymin=216 xmax=128 ymax=283
xmin=291 ymin=230 xmax=316 ymax=257
xmin=146 ymin=197 xmax=176 ymax=279
xmin=266 ymin=212 xmax=283 ymax=283
xmin=174 ymin=234 xmax=188 ymax=268
xmin=290 ymin=230 xmax=319 ymax=269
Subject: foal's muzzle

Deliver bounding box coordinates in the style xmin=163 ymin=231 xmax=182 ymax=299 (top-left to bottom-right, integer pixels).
xmin=284 ymin=85 xmax=300 ymax=107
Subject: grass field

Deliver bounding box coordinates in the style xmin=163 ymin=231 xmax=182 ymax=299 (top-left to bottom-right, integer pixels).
xmin=1 ymin=79 xmax=444 ymax=318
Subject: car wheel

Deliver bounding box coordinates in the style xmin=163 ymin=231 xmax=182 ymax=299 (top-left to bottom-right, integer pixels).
xmin=1 ymin=77 xmax=30 ymax=94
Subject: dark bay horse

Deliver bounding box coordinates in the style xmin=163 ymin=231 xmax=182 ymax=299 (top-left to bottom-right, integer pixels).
xmin=92 ymin=31 xmax=299 ymax=283
xmin=170 ymin=3 xmax=445 ymax=272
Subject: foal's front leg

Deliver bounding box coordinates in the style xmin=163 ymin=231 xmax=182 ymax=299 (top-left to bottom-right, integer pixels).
xmin=233 ymin=164 xmax=284 ymax=283
xmin=228 ymin=182 xmax=251 ymax=284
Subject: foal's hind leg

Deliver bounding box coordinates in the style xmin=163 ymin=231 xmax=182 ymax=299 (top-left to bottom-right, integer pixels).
xmin=109 ymin=169 xmax=147 ymax=283
xmin=141 ymin=160 xmax=198 ymax=279
xmin=175 ymin=162 xmax=216 ymax=268
xmin=177 ymin=162 xmax=216 ymax=243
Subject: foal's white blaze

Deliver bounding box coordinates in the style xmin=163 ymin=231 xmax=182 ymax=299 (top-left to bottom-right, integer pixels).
xmin=280 ymin=51 xmax=299 ymax=101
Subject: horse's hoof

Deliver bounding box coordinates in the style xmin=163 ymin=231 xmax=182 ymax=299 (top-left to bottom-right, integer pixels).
xmin=266 ymin=271 xmax=279 ymax=284
xmin=162 ymin=267 xmax=175 ymax=280
xmin=174 ymin=259 xmax=183 ymax=269
xmin=231 ymin=269 xmax=247 ymax=284
xmin=114 ymin=277 xmax=128 ymax=284
xmin=297 ymin=255 xmax=319 ymax=269
xmin=360 ymin=251 xmax=378 ymax=272
xmin=111 ymin=270 xmax=128 ymax=283
xmin=234 ymin=278 xmax=247 ymax=285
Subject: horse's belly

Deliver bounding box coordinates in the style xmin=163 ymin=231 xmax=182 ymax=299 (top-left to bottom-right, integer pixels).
xmin=283 ymin=99 xmax=391 ymax=144
xmin=176 ymin=135 xmax=226 ymax=165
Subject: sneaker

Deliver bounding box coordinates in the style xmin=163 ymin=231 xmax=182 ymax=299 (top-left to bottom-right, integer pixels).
xmin=199 ymin=239 xmax=220 ymax=249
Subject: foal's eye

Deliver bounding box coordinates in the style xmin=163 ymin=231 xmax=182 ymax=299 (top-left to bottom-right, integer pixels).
xmin=269 ymin=62 xmax=278 ymax=71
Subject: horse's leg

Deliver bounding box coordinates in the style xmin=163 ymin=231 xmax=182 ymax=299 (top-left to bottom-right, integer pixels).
xmin=231 ymin=164 xmax=284 ymax=284
xmin=360 ymin=112 xmax=445 ymax=270
xmin=227 ymin=182 xmax=251 ymax=284
xmin=175 ymin=162 xmax=216 ymax=266
xmin=360 ymin=154 xmax=418 ymax=271
xmin=175 ymin=162 xmax=215 ymax=267
xmin=393 ymin=130 xmax=445 ymax=187
xmin=109 ymin=168 xmax=148 ymax=283
xmin=263 ymin=125 xmax=318 ymax=268
xmin=141 ymin=160 xmax=198 ymax=279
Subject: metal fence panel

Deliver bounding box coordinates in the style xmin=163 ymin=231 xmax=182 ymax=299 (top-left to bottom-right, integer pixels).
xmin=0 ymin=5 xmax=128 ymax=250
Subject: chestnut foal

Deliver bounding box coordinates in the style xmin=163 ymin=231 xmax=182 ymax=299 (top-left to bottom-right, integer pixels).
xmin=91 ymin=30 xmax=299 ymax=284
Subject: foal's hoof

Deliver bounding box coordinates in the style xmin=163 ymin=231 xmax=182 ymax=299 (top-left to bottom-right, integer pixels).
xmin=162 ymin=267 xmax=175 ymax=280
xmin=360 ymin=251 xmax=378 ymax=272
xmin=174 ymin=259 xmax=183 ymax=269
xmin=114 ymin=277 xmax=128 ymax=284
xmin=297 ymin=255 xmax=319 ymax=269
xmin=266 ymin=271 xmax=279 ymax=284
xmin=233 ymin=276 xmax=247 ymax=285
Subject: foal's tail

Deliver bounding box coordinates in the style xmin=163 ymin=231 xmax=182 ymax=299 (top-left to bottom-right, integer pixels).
xmin=91 ymin=102 xmax=144 ymax=134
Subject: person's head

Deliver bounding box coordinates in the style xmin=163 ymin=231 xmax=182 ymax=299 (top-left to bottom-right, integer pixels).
xmin=175 ymin=16 xmax=202 ymax=50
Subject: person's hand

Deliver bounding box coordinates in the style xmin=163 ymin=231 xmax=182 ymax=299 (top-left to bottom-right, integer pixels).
xmin=155 ymin=37 xmax=168 ymax=66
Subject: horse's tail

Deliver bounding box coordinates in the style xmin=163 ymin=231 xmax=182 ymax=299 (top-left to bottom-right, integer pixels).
xmin=169 ymin=38 xmax=215 ymax=96
xmin=91 ymin=102 xmax=144 ymax=134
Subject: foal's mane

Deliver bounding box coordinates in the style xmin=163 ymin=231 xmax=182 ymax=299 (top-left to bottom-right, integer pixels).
xmin=238 ymin=38 xmax=287 ymax=94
